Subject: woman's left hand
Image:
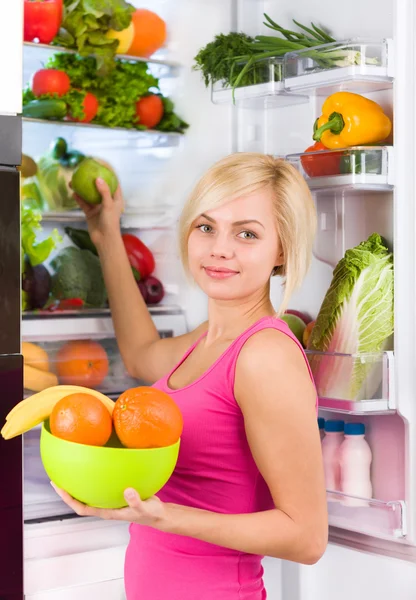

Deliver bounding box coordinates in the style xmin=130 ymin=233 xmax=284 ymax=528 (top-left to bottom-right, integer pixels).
xmin=51 ymin=482 xmax=169 ymax=530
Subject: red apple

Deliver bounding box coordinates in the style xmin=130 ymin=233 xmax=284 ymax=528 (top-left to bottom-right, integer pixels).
xmin=144 ymin=276 xmax=165 ymax=305
xmin=285 ymin=309 xmax=312 ymax=325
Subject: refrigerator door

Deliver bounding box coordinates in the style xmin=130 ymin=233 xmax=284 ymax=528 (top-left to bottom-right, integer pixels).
xmin=0 ymin=165 xmax=24 ymax=596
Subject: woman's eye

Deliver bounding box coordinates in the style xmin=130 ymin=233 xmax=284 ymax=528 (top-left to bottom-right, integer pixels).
xmin=198 ymin=224 xmax=212 ymax=233
xmin=238 ymin=231 xmax=257 ymax=240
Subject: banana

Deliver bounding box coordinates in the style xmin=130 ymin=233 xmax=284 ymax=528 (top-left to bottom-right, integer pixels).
xmin=1 ymin=385 xmax=115 ymax=440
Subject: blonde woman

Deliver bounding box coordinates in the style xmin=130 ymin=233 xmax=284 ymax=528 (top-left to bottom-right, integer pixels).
xmin=54 ymin=153 xmax=328 ymax=599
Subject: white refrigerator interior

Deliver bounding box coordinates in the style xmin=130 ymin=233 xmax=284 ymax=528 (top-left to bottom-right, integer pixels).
xmin=18 ymin=0 xmax=416 ymax=597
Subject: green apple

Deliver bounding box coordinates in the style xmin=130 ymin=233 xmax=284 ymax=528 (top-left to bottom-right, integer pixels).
xmin=280 ymin=314 xmax=306 ymax=345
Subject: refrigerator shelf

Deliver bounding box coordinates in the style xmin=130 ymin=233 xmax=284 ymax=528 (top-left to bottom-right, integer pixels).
xmin=211 ymin=57 xmax=308 ymax=108
xmin=39 ymin=206 xmax=175 ymax=229
xmin=22 ymin=117 xmax=184 ymax=148
xmin=306 ymin=350 xmax=395 ymax=415
xmin=286 ymin=146 xmax=394 ymax=191
xmin=284 ymin=39 xmax=393 ymax=95
xmin=327 ymin=491 xmax=406 ymax=539
xmin=23 ymin=41 xmax=181 ymax=72
xmin=21 ymin=308 xmax=187 ymax=342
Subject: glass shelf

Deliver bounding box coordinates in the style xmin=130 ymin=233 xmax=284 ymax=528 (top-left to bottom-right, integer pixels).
xmin=23 ymin=41 xmax=181 ymax=73
xmin=306 ymin=350 xmax=395 ymax=414
xmin=286 ymin=146 xmax=394 ymax=191
xmin=39 ymin=206 xmax=175 ymax=229
xmin=22 ymin=117 xmax=184 ymax=148
xmin=327 ymin=491 xmax=406 ymax=539
xmin=284 ymin=39 xmax=393 ymax=95
xmin=21 ymin=306 xmax=188 ymax=342
xmin=211 ymin=57 xmax=308 ymax=109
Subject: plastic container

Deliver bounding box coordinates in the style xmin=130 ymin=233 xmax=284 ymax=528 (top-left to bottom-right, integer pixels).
xmin=318 ymin=417 xmax=326 ymax=440
xmin=338 ymin=422 xmax=373 ymax=507
xmin=321 ymin=419 xmax=344 ymax=500
xmin=40 ymin=420 xmax=180 ymax=508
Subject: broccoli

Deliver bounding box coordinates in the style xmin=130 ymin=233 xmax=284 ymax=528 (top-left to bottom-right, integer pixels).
xmin=50 ymin=246 xmax=107 ymax=308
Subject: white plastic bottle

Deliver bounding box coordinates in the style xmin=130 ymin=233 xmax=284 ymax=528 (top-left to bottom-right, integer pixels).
xmin=318 ymin=417 xmax=325 ymax=441
xmin=321 ymin=420 xmax=344 ymax=501
xmin=339 ymin=422 xmax=372 ymax=507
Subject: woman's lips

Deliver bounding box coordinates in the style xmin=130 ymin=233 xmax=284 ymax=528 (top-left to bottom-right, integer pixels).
xmin=203 ymin=266 xmax=239 ymax=280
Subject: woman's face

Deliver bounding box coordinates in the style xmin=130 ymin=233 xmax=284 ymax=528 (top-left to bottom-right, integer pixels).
xmin=187 ymin=188 xmax=282 ymax=301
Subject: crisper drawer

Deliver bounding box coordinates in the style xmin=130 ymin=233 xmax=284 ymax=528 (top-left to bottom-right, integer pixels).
xmin=21 ymin=308 xmax=188 ymax=398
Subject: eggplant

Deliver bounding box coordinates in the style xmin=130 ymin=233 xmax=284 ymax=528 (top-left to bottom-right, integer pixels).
xmin=22 ymin=261 xmax=52 ymax=309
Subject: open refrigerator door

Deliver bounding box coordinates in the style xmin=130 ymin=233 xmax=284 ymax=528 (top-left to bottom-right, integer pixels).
xmin=16 ymin=0 xmax=416 ymax=598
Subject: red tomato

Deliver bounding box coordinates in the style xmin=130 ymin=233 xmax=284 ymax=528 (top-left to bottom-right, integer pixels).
xmin=135 ymin=94 xmax=164 ymax=129
xmin=70 ymin=92 xmax=99 ymax=123
xmin=300 ymin=141 xmax=341 ymax=178
xmin=31 ymin=69 xmax=70 ymax=97
xmin=122 ymin=234 xmax=155 ymax=279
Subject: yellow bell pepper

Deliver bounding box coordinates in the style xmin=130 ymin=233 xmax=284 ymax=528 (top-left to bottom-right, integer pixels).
xmin=313 ymin=92 xmax=392 ymax=149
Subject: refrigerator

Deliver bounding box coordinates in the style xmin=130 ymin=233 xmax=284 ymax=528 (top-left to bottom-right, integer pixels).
xmin=7 ymin=0 xmax=416 ymax=597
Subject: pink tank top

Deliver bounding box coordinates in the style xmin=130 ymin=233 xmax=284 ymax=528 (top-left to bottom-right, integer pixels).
xmin=124 ymin=316 xmax=316 ymax=600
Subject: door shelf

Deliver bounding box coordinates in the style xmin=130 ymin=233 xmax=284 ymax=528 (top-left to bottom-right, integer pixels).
xmin=211 ymin=57 xmax=308 ymax=109
xmin=327 ymin=491 xmax=406 ymax=539
xmin=306 ymin=350 xmax=395 ymax=415
xmin=286 ymin=146 xmax=394 ymax=191
xmin=284 ymin=39 xmax=393 ymax=95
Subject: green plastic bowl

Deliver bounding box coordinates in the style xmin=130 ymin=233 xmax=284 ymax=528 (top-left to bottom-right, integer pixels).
xmin=40 ymin=420 xmax=180 ymax=509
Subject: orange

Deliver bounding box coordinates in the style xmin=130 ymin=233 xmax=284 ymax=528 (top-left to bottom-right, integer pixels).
xmin=113 ymin=387 xmax=183 ymax=449
xmin=56 ymin=340 xmax=109 ymax=389
xmin=50 ymin=393 xmax=113 ymax=446
xmin=127 ymin=9 xmax=167 ymax=58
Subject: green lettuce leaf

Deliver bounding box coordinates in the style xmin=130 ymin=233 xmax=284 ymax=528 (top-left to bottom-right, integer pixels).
xmin=21 ymin=206 xmax=62 ymax=268
xmin=308 ymin=233 xmax=394 ymax=401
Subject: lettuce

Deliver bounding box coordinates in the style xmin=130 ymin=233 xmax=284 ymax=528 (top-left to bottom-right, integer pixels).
xmin=21 ymin=206 xmax=62 ymax=269
xmin=308 ymin=233 xmax=394 ymax=401
xmin=54 ymin=0 xmax=135 ymax=76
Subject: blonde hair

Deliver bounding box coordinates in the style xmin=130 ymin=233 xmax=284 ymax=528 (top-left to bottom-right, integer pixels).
xmin=179 ymin=153 xmax=316 ymax=315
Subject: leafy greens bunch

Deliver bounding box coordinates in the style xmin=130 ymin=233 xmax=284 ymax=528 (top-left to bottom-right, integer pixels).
xmin=22 ymin=53 xmax=189 ymax=133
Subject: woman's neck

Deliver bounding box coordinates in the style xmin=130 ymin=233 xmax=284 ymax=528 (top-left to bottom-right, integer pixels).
xmin=205 ymin=289 xmax=276 ymax=345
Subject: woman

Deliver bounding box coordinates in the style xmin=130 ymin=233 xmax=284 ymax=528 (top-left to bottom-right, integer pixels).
xmin=53 ymin=153 xmax=328 ymax=599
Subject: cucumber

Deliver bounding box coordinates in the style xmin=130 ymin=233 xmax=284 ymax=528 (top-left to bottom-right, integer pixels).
xmin=51 ymin=137 xmax=68 ymax=160
xmin=22 ymin=99 xmax=67 ymax=120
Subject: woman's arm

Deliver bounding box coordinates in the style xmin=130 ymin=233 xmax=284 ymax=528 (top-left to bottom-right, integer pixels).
xmin=53 ymin=328 xmax=327 ymax=564
xmin=77 ymin=178 xmax=207 ymax=384
xmin=97 ymin=230 xmax=206 ymax=383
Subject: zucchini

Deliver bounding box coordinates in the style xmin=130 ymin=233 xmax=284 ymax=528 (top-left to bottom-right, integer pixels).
xmin=64 ymin=227 xmax=98 ymax=256
xmin=22 ymin=99 xmax=67 ymax=120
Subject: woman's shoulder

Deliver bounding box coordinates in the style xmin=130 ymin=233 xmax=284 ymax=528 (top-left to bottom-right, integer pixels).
xmin=236 ymin=321 xmax=312 ymax=384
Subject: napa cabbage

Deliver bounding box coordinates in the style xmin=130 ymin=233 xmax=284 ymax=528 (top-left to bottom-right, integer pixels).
xmin=307 ymin=233 xmax=394 ymax=401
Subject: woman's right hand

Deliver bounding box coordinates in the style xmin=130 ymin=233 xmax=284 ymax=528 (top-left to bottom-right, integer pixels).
xmin=73 ymin=178 xmax=125 ymax=249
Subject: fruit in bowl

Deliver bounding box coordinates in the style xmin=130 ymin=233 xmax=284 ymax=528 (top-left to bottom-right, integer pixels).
xmin=1 ymin=385 xmax=183 ymax=509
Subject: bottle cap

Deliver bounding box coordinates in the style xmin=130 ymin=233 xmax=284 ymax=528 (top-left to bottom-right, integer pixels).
xmin=324 ymin=420 xmax=344 ymax=433
xmin=344 ymin=423 xmax=365 ymax=435
xmin=318 ymin=417 xmax=325 ymax=430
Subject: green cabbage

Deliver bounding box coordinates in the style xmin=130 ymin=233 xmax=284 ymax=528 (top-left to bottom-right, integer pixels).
xmin=35 ymin=155 xmax=78 ymax=212
xmin=308 ymin=233 xmax=394 ymax=401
